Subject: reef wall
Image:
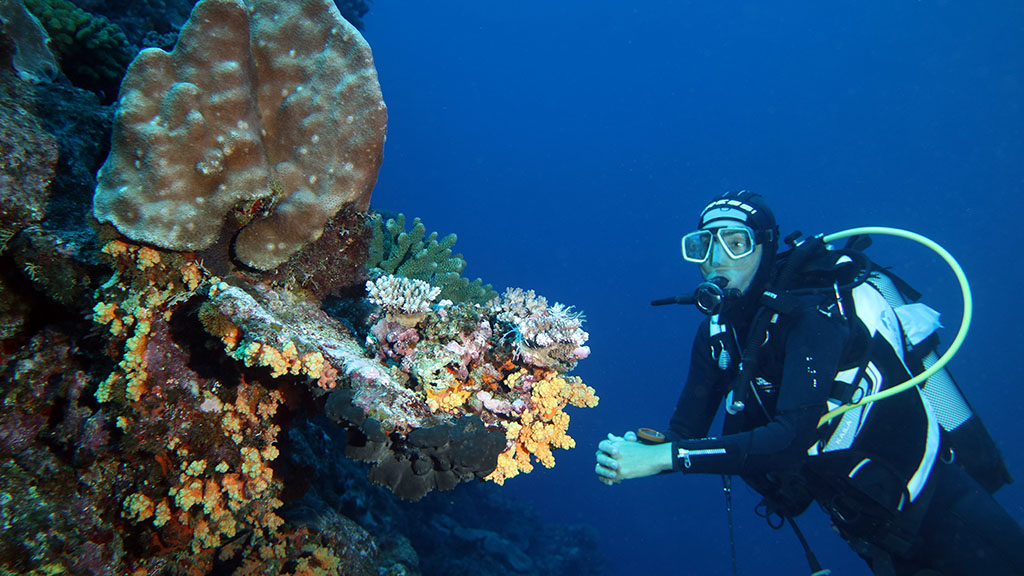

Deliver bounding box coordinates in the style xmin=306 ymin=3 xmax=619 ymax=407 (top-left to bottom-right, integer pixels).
xmin=0 ymin=0 xmax=601 ymax=573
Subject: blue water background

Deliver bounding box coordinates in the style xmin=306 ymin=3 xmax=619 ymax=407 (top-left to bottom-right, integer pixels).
xmin=361 ymin=2 xmax=1024 ymax=574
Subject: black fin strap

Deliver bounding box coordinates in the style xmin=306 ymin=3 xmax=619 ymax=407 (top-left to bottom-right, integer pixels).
xmin=788 ymin=516 xmax=831 ymax=575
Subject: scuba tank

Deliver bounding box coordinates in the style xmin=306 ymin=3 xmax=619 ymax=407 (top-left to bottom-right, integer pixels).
xmin=862 ymin=266 xmax=1012 ymax=492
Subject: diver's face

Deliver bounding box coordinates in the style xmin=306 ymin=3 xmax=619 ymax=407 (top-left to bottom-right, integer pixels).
xmin=700 ymin=242 xmax=762 ymax=294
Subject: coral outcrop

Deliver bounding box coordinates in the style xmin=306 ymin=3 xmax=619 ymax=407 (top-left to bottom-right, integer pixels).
xmin=92 ymin=0 xmax=388 ymax=271
xmin=0 ymin=0 xmax=602 ymax=571
xmin=357 ymin=286 xmax=598 ymax=487
xmin=198 ymin=272 xmax=598 ymax=497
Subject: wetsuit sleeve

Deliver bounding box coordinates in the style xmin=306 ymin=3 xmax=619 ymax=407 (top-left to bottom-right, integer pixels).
xmin=666 ymin=321 xmax=729 ymax=442
xmin=671 ymin=307 xmax=848 ymax=475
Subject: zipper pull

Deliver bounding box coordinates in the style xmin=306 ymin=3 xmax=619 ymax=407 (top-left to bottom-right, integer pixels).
xmin=677 ymin=447 xmax=692 ymax=469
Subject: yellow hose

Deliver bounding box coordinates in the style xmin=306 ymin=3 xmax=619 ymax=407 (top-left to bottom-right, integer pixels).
xmin=816 ymin=227 xmax=972 ymax=428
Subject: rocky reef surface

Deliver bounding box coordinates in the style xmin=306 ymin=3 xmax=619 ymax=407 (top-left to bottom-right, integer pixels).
xmin=0 ymin=0 xmax=605 ymax=574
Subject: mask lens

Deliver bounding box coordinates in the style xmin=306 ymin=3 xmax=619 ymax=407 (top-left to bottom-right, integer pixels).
xmin=718 ymin=227 xmax=755 ymax=259
xmin=682 ymin=231 xmax=713 ymax=262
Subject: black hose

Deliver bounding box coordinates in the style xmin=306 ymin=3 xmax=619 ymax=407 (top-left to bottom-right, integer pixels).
xmin=728 ymin=237 xmax=826 ymax=412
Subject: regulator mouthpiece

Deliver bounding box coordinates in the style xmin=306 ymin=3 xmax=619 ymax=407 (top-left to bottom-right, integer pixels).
xmin=650 ymin=277 xmax=741 ymax=313
xmin=694 ymin=277 xmax=735 ymax=315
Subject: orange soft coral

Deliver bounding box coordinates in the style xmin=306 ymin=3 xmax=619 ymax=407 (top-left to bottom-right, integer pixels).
xmin=485 ymin=369 xmax=598 ymax=484
xmin=94 ymin=240 xmax=211 ymax=405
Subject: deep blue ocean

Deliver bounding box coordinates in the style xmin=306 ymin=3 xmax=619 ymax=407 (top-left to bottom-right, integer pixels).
xmin=359 ymin=2 xmax=1024 ymax=575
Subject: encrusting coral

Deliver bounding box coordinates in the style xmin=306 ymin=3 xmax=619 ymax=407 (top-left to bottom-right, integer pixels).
xmin=92 ymin=0 xmax=388 ymax=271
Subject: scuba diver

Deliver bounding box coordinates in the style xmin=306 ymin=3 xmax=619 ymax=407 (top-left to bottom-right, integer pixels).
xmin=594 ymin=190 xmax=1024 ymax=575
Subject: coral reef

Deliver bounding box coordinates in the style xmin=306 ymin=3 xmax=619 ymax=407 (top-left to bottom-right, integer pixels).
xmin=92 ymin=0 xmax=388 ymax=271
xmin=0 ymin=31 xmax=111 ymax=332
xmin=260 ymin=206 xmax=373 ymax=299
xmin=88 ymin=240 xmax=295 ymax=572
xmin=0 ymin=38 xmax=64 ymax=339
xmin=368 ymin=213 xmax=497 ymax=304
xmin=190 ymin=248 xmax=597 ymax=498
xmin=0 ymin=0 xmax=602 ymax=572
xmin=23 ymin=0 xmax=133 ymax=101
xmin=0 ymin=329 xmax=118 ymax=574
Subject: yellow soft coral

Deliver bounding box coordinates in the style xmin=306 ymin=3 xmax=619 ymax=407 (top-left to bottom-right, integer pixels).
xmin=123 ymin=493 xmax=155 ymax=522
xmin=223 ymin=334 xmax=328 ymax=383
xmin=486 ymin=369 xmax=598 ymax=484
xmin=154 ymin=379 xmax=285 ymax=560
xmin=425 ymin=382 xmax=472 ymax=413
xmin=94 ymin=240 xmax=211 ymax=405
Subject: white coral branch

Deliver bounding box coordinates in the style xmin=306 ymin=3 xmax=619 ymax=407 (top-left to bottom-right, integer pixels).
xmin=366 ymin=274 xmax=442 ymax=316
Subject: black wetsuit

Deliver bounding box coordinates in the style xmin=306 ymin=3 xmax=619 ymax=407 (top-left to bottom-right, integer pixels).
xmin=665 ymin=292 xmax=1024 ymax=575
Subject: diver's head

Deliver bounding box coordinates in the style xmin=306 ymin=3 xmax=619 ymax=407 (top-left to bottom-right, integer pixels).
xmin=682 ymin=190 xmax=779 ymax=296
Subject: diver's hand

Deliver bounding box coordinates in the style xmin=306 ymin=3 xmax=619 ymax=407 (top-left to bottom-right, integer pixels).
xmin=595 ymin=431 xmax=673 ymax=485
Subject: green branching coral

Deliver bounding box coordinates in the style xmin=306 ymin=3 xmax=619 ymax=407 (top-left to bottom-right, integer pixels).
xmin=23 ymin=0 xmax=132 ymax=101
xmin=367 ymin=214 xmax=497 ymax=305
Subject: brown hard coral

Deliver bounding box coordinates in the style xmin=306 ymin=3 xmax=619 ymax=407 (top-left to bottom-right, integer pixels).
xmin=328 ymin=389 xmax=507 ymax=502
xmin=92 ymin=0 xmax=387 ymax=272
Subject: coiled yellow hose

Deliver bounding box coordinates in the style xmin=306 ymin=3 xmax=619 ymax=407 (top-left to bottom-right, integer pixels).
xmin=816 ymin=227 xmax=972 ymax=428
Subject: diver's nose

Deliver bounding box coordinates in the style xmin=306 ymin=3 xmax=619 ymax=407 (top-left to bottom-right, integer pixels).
xmin=708 ymin=240 xmax=728 ymax=265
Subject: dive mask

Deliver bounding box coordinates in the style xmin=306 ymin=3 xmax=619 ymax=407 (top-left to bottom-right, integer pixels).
xmin=682 ymin=226 xmax=756 ymax=263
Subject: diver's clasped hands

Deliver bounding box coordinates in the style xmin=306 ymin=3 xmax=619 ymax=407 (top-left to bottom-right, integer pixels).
xmin=594 ymin=431 xmax=636 ymax=485
xmin=595 ymin=431 xmax=673 ymax=485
